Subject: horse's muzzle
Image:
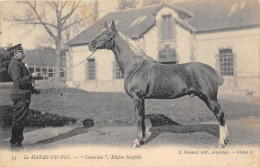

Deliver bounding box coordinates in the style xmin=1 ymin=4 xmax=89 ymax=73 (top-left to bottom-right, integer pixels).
xmin=88 ymin=42 xmax=96 ymax=51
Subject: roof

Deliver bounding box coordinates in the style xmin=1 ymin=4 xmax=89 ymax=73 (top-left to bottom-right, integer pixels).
xmin=68 ymin=5 xmax=163 ymax=46
xmin=68 ymin=0 xmax=260 ymax=46
xmin=24 ymin=47 xmax=66 ymax=67
xmin=174 ymin=0 xmax=260 ymax=33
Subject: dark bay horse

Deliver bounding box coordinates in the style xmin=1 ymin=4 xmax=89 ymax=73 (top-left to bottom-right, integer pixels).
xmin=89 ymin=21 xmax=229 ymax=148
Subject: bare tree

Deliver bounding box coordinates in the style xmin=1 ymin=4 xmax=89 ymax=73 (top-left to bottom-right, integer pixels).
xmin=5 ymin=0 xmax=95 ymax=81
xmin=143 ymin=0 xmax=170 ymax=6
xmin=118 ymin=0 xmax=138 ymax=10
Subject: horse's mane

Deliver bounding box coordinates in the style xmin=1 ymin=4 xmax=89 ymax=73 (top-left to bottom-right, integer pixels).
xmin=118 ymin=32 xmax=155 ymax=61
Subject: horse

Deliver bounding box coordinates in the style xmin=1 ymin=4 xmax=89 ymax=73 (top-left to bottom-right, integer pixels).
xmin=88 ymin=20 xmax=229 ymax=148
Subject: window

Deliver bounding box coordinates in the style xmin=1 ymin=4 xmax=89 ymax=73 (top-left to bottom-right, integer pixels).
xmin=158 ymin=45 xmax=178 ymax=64
xmin=60 ymin=69 xmax=65 ymax=78
xmin=161 ymin=15 xmax=173 ymax=40
xmin=42 ymin=68 xmax=47 ymax=74
xmin=48 ymin=68 xmax=53 ymax=77
xmin=219 ymin=49 xmax=234 ymax=76
xmin=36 ymin=67 xmax=41 ymax=73
xmin=88 ymin=59 xmax=96 ymax=80
xmin=115 ymin=62 xmax=123 ymax=79
xmin=41 ymin=67 xmax=47 ymax=78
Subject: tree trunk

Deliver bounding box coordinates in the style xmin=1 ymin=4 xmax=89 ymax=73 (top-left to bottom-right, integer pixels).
xmin=55 ymin=39 xmax=61 ymax=81
xmin=55 ymin=14 xmax=62 ymax=82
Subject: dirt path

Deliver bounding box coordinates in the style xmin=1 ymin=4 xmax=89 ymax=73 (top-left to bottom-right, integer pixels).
xmin=1 ymin=117 xmax=258 ymax=150
xmin=1 ymin=118 xmax=259 ymax=167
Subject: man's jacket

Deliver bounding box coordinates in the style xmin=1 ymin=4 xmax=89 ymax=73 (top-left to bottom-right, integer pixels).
xmin=8 ymin=58 xmax=34 ymax=95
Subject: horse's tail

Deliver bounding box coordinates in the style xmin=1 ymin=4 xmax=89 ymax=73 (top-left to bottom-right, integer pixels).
xmin=215 ymin=70 xmax=224 ymax=86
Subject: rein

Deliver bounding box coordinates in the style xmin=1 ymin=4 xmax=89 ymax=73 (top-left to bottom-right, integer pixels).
xmin=38 ymin=32 xmax=114 ymax=78
xmin=31 ymin=47 xmax=97 ymax=86
xmin=47 ymin=47 xmax=97 ymax=75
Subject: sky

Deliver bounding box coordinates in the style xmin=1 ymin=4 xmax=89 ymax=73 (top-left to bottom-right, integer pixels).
xmin=0 ymin=0 xmax=119 ymax=50
xmin=0 ymin=1 xmax=47 ymax=49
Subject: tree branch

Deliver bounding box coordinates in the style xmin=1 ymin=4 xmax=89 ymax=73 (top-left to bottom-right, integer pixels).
xmin=61 ymin=1 xmax=81 ymax=26
xmin=61 ymin=13 xmax=94 ymax=31
xmin=55 ymin=2 xmax=60 ymax=24
xmin=60 ymin=1 xmax=68 ymax=13
xmin=46 ymin=1 xmax=56 ymax=11
xmin=23 ymin=1 xmax=57 ymax=40
xmin=9 ymin=16 xmax=58 ymax=29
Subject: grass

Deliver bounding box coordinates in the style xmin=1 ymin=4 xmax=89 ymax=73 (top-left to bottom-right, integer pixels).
xmin=0 ymin=81 xmax=259 ymax=128
xmin=0 ymin=106 xmax=76 ymax=128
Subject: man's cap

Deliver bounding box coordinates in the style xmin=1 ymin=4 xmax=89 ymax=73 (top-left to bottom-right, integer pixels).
xmin=7 ymin=44 xmax=23 ymax=57
xmin=7 ymin=44 xmax=23 ymax=52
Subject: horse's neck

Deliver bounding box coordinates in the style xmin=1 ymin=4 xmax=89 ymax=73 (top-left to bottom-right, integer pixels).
xmin=111 ymin=32 xmax=152 ymax=74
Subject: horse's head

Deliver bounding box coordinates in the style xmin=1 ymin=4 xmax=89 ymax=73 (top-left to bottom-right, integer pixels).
xmin=89 ymin=20 xmax=117 ymax=51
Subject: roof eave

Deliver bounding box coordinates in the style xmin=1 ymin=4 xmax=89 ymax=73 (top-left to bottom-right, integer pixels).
xmin=138 ymin=22 xmax=156 ymax=39
xmin=70 ymin=42 xmax=89 ymax=47
xmin=195 ymin=24 xmax=260 ymax=34
xmin=175 ymin=19 xmax=195 ymax=33
xmin=165 ymin=4 xmax=193 ymax=18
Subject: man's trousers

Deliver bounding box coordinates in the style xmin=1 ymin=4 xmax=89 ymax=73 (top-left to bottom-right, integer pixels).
xmin=10 ymin=93 xmax=31 ymax=144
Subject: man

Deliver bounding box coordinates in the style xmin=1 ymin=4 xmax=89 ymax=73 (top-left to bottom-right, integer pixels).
xmin=7 ymin=44 xmax=40 ymax=150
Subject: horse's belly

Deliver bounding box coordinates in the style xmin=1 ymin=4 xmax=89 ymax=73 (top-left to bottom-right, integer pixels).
xmin=147 ymin=89 xmax=178 ymax=99
xmin=146 ymin=80 xmax=187 ymax=99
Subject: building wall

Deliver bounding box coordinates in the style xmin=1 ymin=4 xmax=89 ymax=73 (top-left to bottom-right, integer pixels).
xmin=67 ymin=44 xmax=125 ymax=92
xmin=176 ymin=24 xmax=191 ymax=63
xmin=70 ymin=45 xmax=89 ymax=82
xmin=142 ymin=27 xmax=158 ymax=61
xmin=195 ymin=27 xmax=260 ymax=96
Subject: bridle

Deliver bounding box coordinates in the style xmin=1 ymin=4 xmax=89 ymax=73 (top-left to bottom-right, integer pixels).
xmin=96 ymin=32 xmax=115 ymax=50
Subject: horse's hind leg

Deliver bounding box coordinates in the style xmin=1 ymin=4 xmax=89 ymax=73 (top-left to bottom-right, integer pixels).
xmin=199 ymin=95 xmax=229 ymax=148
xmin=132 ymin=98 xmax=146 ymax=148
xmin=210 ymin=100 xmax=229 ymax=148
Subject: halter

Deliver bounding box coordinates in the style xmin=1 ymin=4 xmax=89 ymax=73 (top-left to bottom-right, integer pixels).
xmin=97 ymin=32 xmax=115 ymax=50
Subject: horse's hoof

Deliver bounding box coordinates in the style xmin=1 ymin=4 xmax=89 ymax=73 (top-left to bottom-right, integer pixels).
xmin=218 ymin=144 xmax=225 ymax=148
xmin=224 ymin=139 xmax=229 ymax=145
xmin=131 ymin=143 xmax=140 ymax=148
xmin=131 ymin=139 xmax=143 ymax=148
xmin=139 ymin=140 xmax=144 ymax=145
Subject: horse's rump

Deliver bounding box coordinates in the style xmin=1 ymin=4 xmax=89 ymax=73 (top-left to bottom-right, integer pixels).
xmin=183 ymin=62 xmax=223 ymax=97
xmin=216 ymin=70 xmax=224 ymax=86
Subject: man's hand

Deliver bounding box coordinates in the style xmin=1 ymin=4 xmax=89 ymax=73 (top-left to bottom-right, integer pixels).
xmin=31 ymin=72 xmax=40 ymax=78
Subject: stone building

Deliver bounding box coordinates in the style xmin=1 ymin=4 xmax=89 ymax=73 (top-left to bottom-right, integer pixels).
xmin=66 ymin=1 xmax=260 ymax=96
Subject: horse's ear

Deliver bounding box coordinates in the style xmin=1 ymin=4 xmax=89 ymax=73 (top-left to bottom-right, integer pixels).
xmin=111 ymin=20 xmax=116 ymax=31
xmin=104 ymin=21 xmax=108 ymax=28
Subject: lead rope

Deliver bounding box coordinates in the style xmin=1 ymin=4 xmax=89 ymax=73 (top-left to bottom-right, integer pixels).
xmin=30 ymin=47 xmax=97 ymax=86
xmin=48 ymin=47 xmax=97 ymax=75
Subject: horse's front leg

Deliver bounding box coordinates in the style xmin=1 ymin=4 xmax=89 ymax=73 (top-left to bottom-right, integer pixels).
xmin=132 ymin=98 xmax=145 ymax=148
